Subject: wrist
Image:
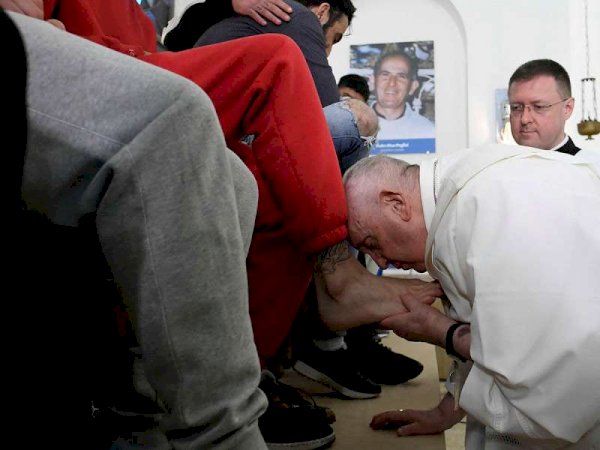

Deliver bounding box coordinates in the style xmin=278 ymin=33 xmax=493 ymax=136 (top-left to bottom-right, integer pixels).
xmin=445 ymin=321 xmax=469 ymax=362
xmin=432 ymin=315 xmax=455 ymax=348
xmin=434 ymin=393 xmax=466 ymax=430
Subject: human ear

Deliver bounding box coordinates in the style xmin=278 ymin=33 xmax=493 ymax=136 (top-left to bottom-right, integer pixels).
xmin=380 ymin=191 xmax=411 ymax=221
xmin=314 ymin=3 xmax=330 ymax=24
xmin=563 ymin=97 xmax=575 ymax=120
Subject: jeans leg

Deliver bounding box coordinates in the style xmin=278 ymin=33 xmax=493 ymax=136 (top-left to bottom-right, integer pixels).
xmin=323 ymin=99 xmax=377 ymax=174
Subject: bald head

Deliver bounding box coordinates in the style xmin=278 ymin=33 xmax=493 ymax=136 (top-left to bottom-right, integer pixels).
xmin=343 ymin=155 xmax=419 ymax=209
xmin=343 ymin=156 xmax=427 ymax=271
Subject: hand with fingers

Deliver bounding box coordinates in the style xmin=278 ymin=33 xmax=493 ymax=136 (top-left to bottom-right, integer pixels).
xmin=370 ymin=393 xmax=465 ymax=436
xmin=379 ymin=293 xmax=454 ymax=347
xmin=232 ymin=0 xmax=293 ymax=26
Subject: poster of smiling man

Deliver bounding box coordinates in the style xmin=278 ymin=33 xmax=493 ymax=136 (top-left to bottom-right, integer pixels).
xmin=350 ymin=41 xmax=435 ymax=155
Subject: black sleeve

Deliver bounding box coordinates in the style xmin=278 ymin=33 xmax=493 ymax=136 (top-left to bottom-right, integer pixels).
xmin=283 ymin=9 xmax=340 ymax=106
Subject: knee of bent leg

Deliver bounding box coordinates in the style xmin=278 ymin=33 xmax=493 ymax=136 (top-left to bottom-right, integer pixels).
xmin=253 ymin=34 xmax=304 ymax=60
xmin=344 ymin=98 xmax=378 ymax=137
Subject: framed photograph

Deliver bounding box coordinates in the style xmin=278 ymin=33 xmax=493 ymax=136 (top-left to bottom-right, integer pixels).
xmin=350 ymin=41 xmax=435 ymax=155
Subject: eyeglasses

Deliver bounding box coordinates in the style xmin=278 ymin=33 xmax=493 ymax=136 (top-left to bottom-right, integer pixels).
xmin=509 ymin=98 xmax=570 ymax=116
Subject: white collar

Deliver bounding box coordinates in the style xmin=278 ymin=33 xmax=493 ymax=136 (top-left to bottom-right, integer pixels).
xmin=419 ymin=158 xmax=436 ymax=233
xmin=549 ymin=134 xmax=568 ymax=151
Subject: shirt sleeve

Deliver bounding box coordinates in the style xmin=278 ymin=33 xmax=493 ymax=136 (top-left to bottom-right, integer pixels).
xmin=451 ymin=160 xmax=600 ymax=444
xmin=283 ymin=8 xmax=340 ymax=106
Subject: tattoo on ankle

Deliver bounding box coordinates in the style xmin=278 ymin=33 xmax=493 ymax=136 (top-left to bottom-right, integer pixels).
xmin=314 ymin=241 xmax=352 ymax=275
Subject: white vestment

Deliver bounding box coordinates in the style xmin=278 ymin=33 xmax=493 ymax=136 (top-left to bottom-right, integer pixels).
xmin=420 ymin=144 xmax=600 ymax=449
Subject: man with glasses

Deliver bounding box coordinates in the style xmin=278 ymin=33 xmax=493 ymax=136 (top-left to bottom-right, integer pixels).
xmin=508 ymin=59 xmax=580 ymax=155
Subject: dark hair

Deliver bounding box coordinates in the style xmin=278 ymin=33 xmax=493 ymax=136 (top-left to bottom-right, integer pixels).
xmin=509 ymin=59 xmax=572 ymax=98
xmin=338 ymin=74 xmax=370 ymax=102
xmin=297 ymin=0 xmax=356 ymax=28
xmin=373 ymin=51 xmax=417 ymax=80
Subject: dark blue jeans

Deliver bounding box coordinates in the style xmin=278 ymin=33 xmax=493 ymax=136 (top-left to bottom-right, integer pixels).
xmin=324 ymin=99 xmax=375 ymax=174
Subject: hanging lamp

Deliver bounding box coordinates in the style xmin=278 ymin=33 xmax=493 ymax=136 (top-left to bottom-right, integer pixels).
xmin=577 ymin=0 xmax=600 ymax=140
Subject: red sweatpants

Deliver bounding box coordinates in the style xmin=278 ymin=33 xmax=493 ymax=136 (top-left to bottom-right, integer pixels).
xmin=143 ymin=35 xmax=348 ymax=365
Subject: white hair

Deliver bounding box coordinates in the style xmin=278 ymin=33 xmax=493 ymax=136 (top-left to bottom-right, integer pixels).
xmin=343 ymin=155 xmax=419 ymax=209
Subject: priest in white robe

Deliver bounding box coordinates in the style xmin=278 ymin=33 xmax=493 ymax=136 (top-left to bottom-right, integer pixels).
xmin=343 ymin=144 xmax=600 ymax=449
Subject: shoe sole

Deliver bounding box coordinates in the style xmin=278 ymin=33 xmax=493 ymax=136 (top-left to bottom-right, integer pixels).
xmin=266 ymin=432 xmax=335 ymax=450
xmin=293 ymin=361 xmax=380 ymax=399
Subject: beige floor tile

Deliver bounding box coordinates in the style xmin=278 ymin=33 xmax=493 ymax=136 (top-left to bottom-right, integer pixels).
xmin=444 ymin=421 xmax=466 ymax=450
xmin=281 ymin=335 xmax=446 ymax=449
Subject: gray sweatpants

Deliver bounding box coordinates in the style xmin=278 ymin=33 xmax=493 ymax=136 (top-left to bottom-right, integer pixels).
xmin=13 ymin=13 xmax=266 ymax=449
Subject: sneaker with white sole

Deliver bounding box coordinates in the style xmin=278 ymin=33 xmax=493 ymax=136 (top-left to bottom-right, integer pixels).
xmin=293 ymin=345 xmax=381 ymax=399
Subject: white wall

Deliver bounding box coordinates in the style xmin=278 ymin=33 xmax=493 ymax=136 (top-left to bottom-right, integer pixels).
xmin=449 ymin=0 xmax=599 ymax=151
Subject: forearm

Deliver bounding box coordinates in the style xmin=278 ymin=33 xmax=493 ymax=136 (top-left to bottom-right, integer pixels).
xmin=421 ymin=320 xmax=471 ymax=362
xmin=410 ymin=315 xmax=471 ymax=361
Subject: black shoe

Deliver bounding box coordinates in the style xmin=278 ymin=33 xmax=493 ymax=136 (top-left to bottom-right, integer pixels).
xmin=259 ymin=371 xmax=336 ymax=450
xmin=293 ymin=345 xmax=381 ymax=399
xmin=346 ymin=330 xmax=424 ymax=385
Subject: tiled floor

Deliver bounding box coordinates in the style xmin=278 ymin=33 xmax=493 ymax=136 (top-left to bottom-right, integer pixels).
xmin=283 ymin=335 xmax=463 ymax=449
xmin=445 ymin=422 xmax=466 ymax=450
